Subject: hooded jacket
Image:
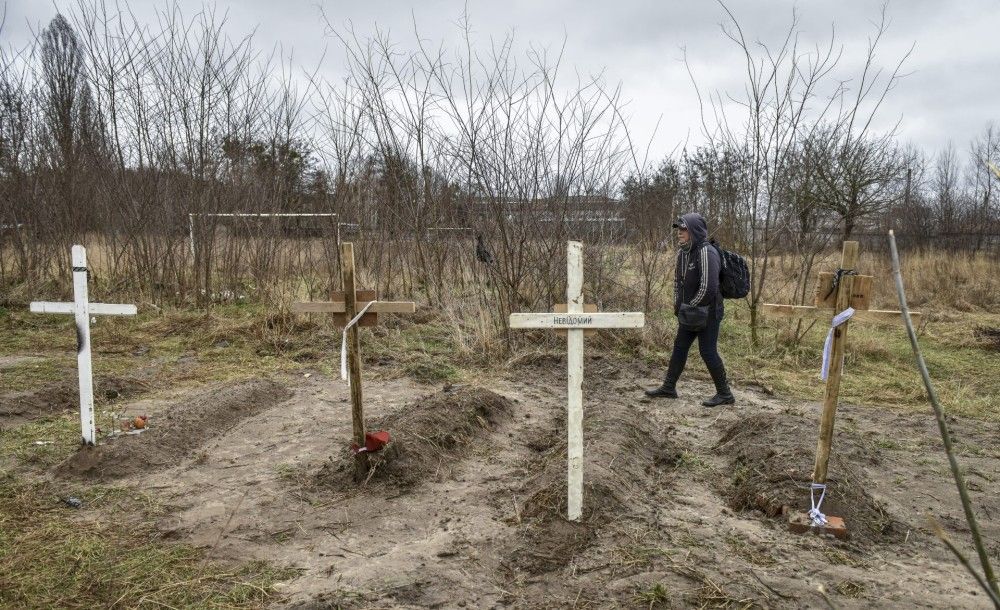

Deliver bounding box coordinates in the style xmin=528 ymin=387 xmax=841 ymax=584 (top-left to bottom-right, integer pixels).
xmin=674 ymin=212 xmax=723 ymax=319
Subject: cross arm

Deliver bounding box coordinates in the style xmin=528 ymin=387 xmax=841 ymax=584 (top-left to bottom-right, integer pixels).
xmin=761 ymin=303 xmax=920 ymax=325
xmin=509 ymin=312 xmax=645 ymax=329
xmin=30 ymin=302 xmax=138 ymax=316
xmin=289 ymin=301 xmax=416 ymax=315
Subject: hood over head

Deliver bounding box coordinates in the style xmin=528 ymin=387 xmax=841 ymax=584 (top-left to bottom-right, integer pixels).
xmin=676 ymin=212 xmax=709 ymax=246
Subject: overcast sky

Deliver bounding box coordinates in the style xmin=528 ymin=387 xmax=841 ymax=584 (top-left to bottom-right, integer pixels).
xmin=3 ymin=0 xmax=998 ymax=163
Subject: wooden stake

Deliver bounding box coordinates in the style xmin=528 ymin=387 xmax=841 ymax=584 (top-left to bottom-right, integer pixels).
xmin=340 ymin=242 xmax=369 ymax=479
xmin=291 ymin=245 xmax=416 ymax=481
xmin=812 ymin=241 xmax=858 ymax=484
xmin=891 ymin=231 xmax=999 ymax=599
xmin=565 ymin=241 xmax=585 ymax=521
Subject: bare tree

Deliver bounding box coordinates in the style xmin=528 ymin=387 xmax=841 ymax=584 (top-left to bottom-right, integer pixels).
xmin=39 ymin=14 xmax=102 ymax=229
xmin=807 ymin=7 xmax=911 ymax=239
xmin=687 ymin=3 xmax=843 ymax=343
xmin=969 ymin=124 xmax=1000 ymax=250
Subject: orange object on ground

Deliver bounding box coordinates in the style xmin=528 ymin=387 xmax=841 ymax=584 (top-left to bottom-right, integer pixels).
xmin=351 ymin=430 xmax=390 ymax=454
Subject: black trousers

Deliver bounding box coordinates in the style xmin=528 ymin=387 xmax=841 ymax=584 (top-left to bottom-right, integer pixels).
xmin=665 ymin=313 xmax=724 ymax=381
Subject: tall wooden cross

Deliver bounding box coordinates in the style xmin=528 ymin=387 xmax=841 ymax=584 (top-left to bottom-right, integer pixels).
xmin=291 ymin=242 xmax=416 ymax=480
xmin=510 ymin=241 xmax=645 ymax=521
xmin=28 ymin=245 xmax=138 ymax=445
xmin=762 ymin=241 xmax=920 ymax=536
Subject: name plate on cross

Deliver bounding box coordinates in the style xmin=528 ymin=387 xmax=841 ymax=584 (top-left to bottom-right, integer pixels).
xmin=510 ymin=311 xmax=644 ymax=330
xmin=553 ymin=314 xmax=593 ymax=325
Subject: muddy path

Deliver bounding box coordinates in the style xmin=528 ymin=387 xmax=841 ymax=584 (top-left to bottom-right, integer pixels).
xmin=45 ymin=357 xmax=1000 ymax=608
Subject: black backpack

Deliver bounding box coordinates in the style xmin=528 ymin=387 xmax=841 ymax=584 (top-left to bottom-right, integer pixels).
xmin=710 ymin=240 xmax=750 ymax=299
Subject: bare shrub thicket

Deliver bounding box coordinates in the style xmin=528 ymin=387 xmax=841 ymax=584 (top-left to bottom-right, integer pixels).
xmin=316 ymin=15 xmax=636 ymax=346
xmin=1 ymin=3 xmax=998 ymax=345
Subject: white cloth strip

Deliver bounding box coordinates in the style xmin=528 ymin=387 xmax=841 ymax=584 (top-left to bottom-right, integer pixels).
xmin=340 ymin=300 xmax=376 ymax=385
xmin=809 ymin=482 xmax=828 ymax=526
xmin=820 ymin=307 xmax=855 ymax=380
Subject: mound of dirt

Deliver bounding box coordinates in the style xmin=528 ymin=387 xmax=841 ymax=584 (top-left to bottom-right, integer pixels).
xmin=55 ymin=379 xmax=292 ymax=480
xmin=503 ymin=402 xmax=683 ymax=574
xmin=0 ymin=374 xmax=149 ymax=428
xmin=316 ymin=386 xmax=515 ymax=488
xmin=0 ymin=383 xmax=77 ymax=427
xmin=714 ymin=413 xmax=904 ymax=545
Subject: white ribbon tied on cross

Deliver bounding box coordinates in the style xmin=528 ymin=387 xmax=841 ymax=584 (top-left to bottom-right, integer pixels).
xmin=820 ymin=307 xmax=855 ymax=381
xmin=341 ymin=300 xmax=376 ymax=386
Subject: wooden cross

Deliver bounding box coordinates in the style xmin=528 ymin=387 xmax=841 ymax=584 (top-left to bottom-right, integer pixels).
xmin=28 ymin=245 xmax=137 ymax=445
xmin=510 ymin=241 xmax=645 ymax=521
xmin=290 ymin=242 xmax=416 ymax=480
xmin=761 ymin=241 xmax=920 ymax=534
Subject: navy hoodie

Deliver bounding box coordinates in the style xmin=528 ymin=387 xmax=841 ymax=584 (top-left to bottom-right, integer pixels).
xmin=674 ymin=212 xmax=723 ymax=319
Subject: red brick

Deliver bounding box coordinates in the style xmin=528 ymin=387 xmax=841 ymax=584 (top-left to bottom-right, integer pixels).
xmin=787 ymin=512 xmax=849 ymax=540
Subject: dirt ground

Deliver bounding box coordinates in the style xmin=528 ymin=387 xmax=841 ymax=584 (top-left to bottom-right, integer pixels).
xmin=8 ymin=355 xmax=1000 ymax=609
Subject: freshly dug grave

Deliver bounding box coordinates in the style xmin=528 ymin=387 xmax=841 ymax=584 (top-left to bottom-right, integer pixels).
xmin=501 ymin=400 xmax=684 ymax=575
xmin=715 ymin=413 xmax=904 ymax=545
xmin=55 ymin=379 xmax=291 ymax=480
xmin=315 ymin=385 xmax=516 ymax=488
xmin=0 ymin=374 xmax=150 ymax=428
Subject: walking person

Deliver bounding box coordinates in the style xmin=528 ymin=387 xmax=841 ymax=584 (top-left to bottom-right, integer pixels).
xmin=645 ymin=213 xmax=735 ymax=407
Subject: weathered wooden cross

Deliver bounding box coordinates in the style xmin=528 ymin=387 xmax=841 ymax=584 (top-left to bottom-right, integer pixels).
xmin=28 ymin=245 xmax=138 ymax=445
xmin=762 ymin=241 xmax=920 ymax=537
xmin=291 ymin=242 xmax=416 ymax=480
xmin=509 ymin=241 xmax=645 ymax=521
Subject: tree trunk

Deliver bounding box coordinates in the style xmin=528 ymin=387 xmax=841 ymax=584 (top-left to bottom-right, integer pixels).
xmin=843 ymin=215 xmax=855 ymax=240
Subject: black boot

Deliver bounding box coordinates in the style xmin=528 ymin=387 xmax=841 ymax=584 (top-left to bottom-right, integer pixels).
xmin=646 ymin=356 xmax=684 ymax=398
xmin=702 ymin=365 xmax=735 ymax=407
xmin=644 ymin=377 xmax=678 ymax=398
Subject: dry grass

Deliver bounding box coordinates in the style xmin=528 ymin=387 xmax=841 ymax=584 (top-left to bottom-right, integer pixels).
xmin=0 ymin=475 xmax=298 ymax=609
xmin=3 ymin=245 xmax=999 ymax=420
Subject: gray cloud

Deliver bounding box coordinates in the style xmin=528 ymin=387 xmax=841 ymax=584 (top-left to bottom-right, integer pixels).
xmin=3 ymin=0 xmax=997 ymax=160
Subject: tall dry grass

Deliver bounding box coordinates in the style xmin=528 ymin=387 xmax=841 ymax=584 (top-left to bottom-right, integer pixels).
xmin=762 ymin=249 xmax=1000 ymax=311
xmin=5 ymin=234 xmax=996 ymax=362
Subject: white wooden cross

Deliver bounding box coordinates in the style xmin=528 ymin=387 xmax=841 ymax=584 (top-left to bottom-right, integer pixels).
xmin=28 ymin=245 xmax=137 ymax=445
xmin=510 ymin=241 xmax=645 ymax=521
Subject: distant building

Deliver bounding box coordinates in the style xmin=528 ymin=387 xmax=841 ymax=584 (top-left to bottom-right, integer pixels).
xmin=465 ymin=194 xmax=626 ymax=240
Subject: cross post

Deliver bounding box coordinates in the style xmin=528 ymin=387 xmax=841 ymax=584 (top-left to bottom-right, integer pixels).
xmin=291 ymin=242 xmax=417 ymax=481
xmin=814 ymin=241 xmax=857 ymax=485
xmin=761 ymin=240 xmax=920 ymax=537
xmin=510 ymin=241 xmax=645 ymax=521
xmin=28 ymin=245 xmax=138 ymax=445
